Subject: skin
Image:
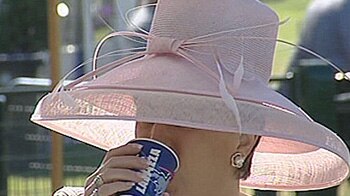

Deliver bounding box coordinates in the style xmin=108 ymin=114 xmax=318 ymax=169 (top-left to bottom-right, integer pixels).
xmin=85 ymin=123 xmax=258 ymax=196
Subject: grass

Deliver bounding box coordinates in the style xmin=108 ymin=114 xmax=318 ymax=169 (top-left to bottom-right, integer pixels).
xmin=7 ymin=175 xmax=86 ymax=196
xmin=263 ymin=0 xmax=313 ymax=76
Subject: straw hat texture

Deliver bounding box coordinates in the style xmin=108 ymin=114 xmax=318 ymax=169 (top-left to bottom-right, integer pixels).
xmin=31 ymin=0 xmax=349 ymax=191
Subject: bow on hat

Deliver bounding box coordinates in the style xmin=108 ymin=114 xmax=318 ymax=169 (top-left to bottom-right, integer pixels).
xmin=52 ymin=10 xmax=349 ymax=132
xmin=53 ymin=19 xmax=287 ymax=132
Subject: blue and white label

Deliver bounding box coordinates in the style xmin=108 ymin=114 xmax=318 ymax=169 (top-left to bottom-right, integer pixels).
xmin=136 ymin=148 xmax=172 ymax=195
xmin=119 ymin=138 xmax=179 ymax=196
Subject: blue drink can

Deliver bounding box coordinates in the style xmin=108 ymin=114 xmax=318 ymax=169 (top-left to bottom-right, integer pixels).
xmin=118 ymin=138 xmax=180 ymax=196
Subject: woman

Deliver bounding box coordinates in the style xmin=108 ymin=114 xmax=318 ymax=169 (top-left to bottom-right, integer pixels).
xmin=32 ymin=0 xmax=350 ymax=195
xmin=84 ymin=123 xmax=260 ymax=195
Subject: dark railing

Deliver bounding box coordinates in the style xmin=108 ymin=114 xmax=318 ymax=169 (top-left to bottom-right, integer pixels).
xmin=0 ymin=85 xmax=104 ymax=196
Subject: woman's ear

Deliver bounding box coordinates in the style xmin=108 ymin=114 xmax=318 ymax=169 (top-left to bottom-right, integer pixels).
xmin=237 ymin=134 xmax=260 ymax=156
xmin=235 ymin=135 xmax=261 ymax=179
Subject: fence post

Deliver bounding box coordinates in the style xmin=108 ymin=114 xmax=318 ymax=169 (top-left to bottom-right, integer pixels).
xmin=48 ymin=0 xmax=64 ymax=192
xmin=0 ymin=96 xmax=6 ymax=195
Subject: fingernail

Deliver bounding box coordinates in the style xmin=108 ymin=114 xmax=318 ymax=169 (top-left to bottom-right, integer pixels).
xmin=126 ymin=182 xmax=135 ymax=187
xmin=129 ymin=143 xmax=143 ymax=149
xmin=137 ymin=171 xmax=146 ymax=179
xmin=140 ymin=158 xmax=150 ymax=166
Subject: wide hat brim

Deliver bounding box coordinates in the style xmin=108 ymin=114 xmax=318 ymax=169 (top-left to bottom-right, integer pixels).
xmin=32 ymin=54 xmax=350 ymax=191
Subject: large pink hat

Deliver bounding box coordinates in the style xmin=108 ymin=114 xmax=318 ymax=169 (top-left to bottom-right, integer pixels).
xmin=31 ymin=0 xmax=349 ymax=191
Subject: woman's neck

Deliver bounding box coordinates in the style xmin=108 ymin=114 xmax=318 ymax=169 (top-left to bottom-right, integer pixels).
xmin=160 ymin=128 xmax=241 ymax=196
xmin=136 ymin=123 xmax=242 ymax=196
xmin=167 ymin=151 xmax=241 ymax=196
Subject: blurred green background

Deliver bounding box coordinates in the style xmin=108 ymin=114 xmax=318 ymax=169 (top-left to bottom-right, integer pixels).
xmin=263 ymin=0 xmax=313 ymax=76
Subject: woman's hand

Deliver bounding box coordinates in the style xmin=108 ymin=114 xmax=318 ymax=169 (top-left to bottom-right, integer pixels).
xmin=84 ymin=143 xmax=149 ymax=195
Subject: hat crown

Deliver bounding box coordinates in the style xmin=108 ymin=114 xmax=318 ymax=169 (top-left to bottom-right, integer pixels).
xmin=148 ymin=0 xmax=279 ymax=83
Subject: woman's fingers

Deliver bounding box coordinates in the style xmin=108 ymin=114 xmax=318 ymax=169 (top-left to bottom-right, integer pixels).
xmin=94 ymin=182 xmax=171 ymax=196
xmin=84 ymin=143 xmax=151 ymax=195
xmin=85 ymin=170 xmax=171 ymax=196
xmin=86 ymin=181 xmax=135 ymax=196
xmin=98 ymin=181 xmax=136 ymax=196
xmin=103 ymin=156 xmax=149 ymax=170
xmin=85 ymin=156 xmax=148 ymax=189
xmin=102 ymin=143 xmax=143 ymax=164
xmin=100 ymin=168 xmax=144 ymax=183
